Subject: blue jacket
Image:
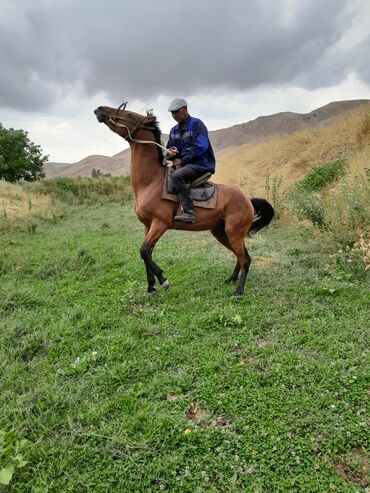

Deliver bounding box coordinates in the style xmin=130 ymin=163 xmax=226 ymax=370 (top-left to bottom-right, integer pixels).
xmin=167 ymin=115 xmax=215 ymax=173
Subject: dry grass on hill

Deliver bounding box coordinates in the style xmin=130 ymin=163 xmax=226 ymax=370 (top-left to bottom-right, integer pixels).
xmin=214 ymin=103 xmax=370 ymax=195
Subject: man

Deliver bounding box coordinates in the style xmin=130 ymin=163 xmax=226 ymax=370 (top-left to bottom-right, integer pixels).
xmin=166 ymin=98 xmax=215 ymax=223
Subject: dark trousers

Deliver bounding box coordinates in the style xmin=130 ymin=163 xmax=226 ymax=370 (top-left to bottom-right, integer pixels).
xmin=171 ymin=166 xmax=204 ymax=195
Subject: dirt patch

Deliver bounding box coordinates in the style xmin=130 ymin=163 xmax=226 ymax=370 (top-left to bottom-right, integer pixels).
xmin=334 ymin=447 xmax=369 ymax=488
xmin=186 ymin=402 xmax=208 ymax=427
xmin=186 ymin=402 xmax=232 ymax=429
xmin=211 ymin=415 xmax=231 ymax=428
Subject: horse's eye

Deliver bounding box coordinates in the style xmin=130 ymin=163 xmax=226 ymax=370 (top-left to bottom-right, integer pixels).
xmin=127 ymin=113 xmax=132 ymax=117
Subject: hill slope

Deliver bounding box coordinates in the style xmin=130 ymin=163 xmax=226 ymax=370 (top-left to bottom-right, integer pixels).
xmin=45 ymin=99 xmax=369 ymax=178
xmin=215 ymin=102 xmax=370 ymax=194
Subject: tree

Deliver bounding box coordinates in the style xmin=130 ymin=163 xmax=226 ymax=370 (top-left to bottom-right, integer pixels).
xmin=0 ymin=123 xmax=48 ymax=182
xmin=91 ymin=168 xmax=111 ymax=178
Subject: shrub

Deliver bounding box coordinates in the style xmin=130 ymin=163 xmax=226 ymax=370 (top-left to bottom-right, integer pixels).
xmin=264 ymin=174 xmax=283 ymax=219
xmin=324 ymin=176 xmax=370 ymax=244
xmin=296 ymin=159 xmax=346 ymax=192
xmin=288 ymin=189 xmax=325 ymax=227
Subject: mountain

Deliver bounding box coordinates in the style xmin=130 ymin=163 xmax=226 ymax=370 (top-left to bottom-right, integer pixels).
xmin=44 ymin=99 xmax=369 ymax=178
xmin=209 ymin=100 xmax=370 ymax=151
xmin=44 ymin=149 xmax=131 ymax=178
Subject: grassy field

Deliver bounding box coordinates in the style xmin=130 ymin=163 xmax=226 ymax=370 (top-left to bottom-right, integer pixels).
xmin=0 ymin=199 xmax=368 ymax=492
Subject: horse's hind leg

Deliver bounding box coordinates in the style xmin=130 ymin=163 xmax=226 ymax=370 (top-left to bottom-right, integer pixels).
xmin=211 ymin=222 xmax=240 ymax=283
xmin=237 ymin=246 xmax=251 ymax=295
xmin=227 ymin=241 xmax=251 ymax=296
xmin=226 ymin=262 xmax=241 ymax=284
xmin=225 ymin=231 xmax=251 ymax=296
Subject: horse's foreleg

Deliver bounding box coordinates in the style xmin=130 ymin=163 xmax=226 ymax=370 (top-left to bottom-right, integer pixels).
xmin=140 ymin=220 xmax=169 ymax=292
xmin=226 ymin=263 xmax=241 ymax=284
xmin=141 ymin=227 xmax=156 ymax=293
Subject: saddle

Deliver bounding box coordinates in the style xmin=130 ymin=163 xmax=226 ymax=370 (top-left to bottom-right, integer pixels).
xmin=165 ymin=167 xmax=215 ymax=201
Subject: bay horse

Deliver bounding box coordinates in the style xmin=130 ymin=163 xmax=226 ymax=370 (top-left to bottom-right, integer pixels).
xmin=94 ymin=104 xmax=274 ymax=296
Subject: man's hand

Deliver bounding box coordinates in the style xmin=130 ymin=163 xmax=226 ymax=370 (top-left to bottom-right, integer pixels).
xmin=166 ymin=147 xmax=178 ymax=159
xmin=173 ymin=158 xmax=182 ymax=166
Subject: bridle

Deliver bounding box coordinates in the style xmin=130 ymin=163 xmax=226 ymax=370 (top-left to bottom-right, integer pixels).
xmin=106 ymin=101 xmax=169 ymax=153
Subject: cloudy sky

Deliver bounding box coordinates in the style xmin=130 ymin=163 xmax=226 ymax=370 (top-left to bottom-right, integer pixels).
xmin=1 ymin=0 xmax=370 ymax=163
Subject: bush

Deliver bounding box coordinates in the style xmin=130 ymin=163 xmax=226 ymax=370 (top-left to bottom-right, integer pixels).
xmin=324 ymin=175 xmax=370 ymax=243
xmin=287 ymin=189 xmax=325 ymax=227
xmin=296 ymin=158 xmax=346 ymax=192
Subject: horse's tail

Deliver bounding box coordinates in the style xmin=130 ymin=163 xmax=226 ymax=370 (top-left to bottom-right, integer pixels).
xmin=248 ymin=198 xmax=275 ymax=236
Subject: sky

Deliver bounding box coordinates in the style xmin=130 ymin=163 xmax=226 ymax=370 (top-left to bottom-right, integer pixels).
xmin=1 ymin=0 xmax=370 ymax=163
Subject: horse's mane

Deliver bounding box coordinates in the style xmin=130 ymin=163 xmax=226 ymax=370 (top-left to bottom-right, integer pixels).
xmin=150 ymin=117 xmax=164 ymax=163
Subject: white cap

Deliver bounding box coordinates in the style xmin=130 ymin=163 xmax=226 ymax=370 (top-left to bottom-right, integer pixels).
xmin=168 ymin=98 xmax=187 ymax=112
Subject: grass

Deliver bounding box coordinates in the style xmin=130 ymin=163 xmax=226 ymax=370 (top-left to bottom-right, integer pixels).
xmin=0 ymin=202 xmax=368 ymax=492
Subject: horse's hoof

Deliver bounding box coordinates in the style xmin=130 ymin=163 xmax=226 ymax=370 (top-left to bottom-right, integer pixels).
xmin=161 ymin=279 xmax=170 ymax=290
xmin=232 ymin=289 xmax=244 ymax=297
xmin=225 ymin=278 xmax=237 ymax=284
xmin=147 ymin=287 xmax=156 ymax=295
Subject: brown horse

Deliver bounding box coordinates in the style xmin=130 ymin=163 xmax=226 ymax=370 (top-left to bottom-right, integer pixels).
xmin=94 ymin=104 xmax=274 ymax=295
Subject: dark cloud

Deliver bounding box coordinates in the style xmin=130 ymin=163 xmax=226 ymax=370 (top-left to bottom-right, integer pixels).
xmin=0 ymin=0 xmax=367 ymax=111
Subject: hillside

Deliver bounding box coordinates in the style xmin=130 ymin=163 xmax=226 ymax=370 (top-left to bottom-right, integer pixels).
xmin=209 ymin=99 xmax=369 ymax=151
xmin=45 ymin=99 xmax=369 ymax=178
xmin=214 ymin=101 xmax=370 ymax=194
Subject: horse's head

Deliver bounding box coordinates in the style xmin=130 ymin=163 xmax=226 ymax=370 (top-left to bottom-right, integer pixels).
xmin=94 ymin=104 xmax=157 ymax=141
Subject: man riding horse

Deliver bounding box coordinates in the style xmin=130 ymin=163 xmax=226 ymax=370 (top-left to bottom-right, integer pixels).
xmin=94 ymin=102 xmax=274 ymax=296
xmin=166 ymin=98 xmax=216 ymax=223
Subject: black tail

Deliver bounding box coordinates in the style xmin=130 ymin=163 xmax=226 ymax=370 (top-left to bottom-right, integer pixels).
xmin=249 ymin=198 xmax=275 ymax=236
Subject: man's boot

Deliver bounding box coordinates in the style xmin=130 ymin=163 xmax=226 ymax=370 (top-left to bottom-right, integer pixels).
xmin=174 ymin=191 xmax=195 ymax=223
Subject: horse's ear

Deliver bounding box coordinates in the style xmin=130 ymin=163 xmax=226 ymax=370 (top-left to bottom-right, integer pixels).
xmin=146 ymin=115 xmax=157 ymax=124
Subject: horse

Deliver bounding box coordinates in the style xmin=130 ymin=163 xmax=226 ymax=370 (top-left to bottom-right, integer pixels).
xmin=94 ymin=104 xmax=274 ymax=296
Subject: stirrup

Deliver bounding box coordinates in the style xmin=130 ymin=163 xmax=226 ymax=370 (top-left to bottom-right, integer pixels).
xmin=174 ymin=211 xmax=195 ymax=223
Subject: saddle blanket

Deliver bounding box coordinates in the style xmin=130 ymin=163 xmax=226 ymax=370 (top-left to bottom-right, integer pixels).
xmin=162 ymin=181 xmax=218 ymax=209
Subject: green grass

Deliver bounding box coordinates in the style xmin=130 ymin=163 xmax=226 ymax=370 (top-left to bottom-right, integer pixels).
xmin=0 ymin=203 xmax=369 ymax=492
